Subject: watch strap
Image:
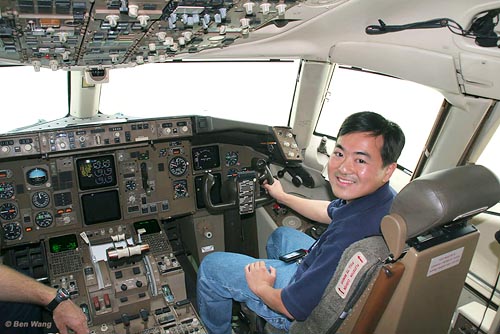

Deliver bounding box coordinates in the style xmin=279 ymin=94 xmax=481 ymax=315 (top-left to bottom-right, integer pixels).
xmin=46 ymin=288 xmax=70 ymax=312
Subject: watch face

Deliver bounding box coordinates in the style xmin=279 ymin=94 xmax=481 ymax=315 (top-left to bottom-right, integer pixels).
xmin=58 ymin=288 xmax=70 ymax=300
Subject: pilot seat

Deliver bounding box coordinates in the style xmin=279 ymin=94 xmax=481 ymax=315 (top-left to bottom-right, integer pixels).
xmin=240 ymin=164 xmax=500 ymax=334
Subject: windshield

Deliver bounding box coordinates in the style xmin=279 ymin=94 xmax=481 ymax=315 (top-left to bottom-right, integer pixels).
xmin=99 ymin=61 xmax=299 ymax=125
xmin=1 ymin=60 xmax=299 ymax=134
xmin=1 ymin=66 xmax=68 ymax=134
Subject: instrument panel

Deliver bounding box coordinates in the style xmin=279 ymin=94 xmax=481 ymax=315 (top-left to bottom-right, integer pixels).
xmin=0 ymin=115 xmax=302 ymax=333
xmin=0 ymin=137 xmax=197 ymax=246
xmin=0 ymin=116 xmax=299 ymax=247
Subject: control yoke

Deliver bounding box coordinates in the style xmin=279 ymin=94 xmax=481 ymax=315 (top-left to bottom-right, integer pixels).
xmin=203 ymin=172 xmax=237 ymax=212
xmin=202 ymin=158 xmax=274 ymax=214
xmin=251 ymin=158 xmax=274 ymax=185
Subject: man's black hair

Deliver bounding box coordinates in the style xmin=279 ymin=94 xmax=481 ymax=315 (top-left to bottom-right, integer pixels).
xmin=336 ymin=111 xmax=405 ymax=166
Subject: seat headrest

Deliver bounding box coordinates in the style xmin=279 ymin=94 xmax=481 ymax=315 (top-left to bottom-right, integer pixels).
xmin=381 ymin=164 xmax=500 ymax=257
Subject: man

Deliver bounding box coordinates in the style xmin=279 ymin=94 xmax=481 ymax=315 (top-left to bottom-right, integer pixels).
xmin=197 ymin=111 xmax=405 ymax=333
xmin=0 ymin=263 xmax=89 ymax=334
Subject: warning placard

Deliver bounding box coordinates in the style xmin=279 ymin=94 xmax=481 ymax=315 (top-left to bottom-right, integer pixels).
xmin=335 ymin=252 xmax=367 ymax=299
xmin=427 ymin=247 xmax=464 ymax=277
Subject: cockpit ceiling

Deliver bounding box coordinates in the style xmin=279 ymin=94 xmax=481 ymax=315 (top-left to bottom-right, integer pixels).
xmin=0 ymin=0 xmax=326 ymax=70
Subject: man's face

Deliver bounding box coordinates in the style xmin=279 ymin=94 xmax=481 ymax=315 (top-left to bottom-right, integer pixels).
xmin=327 ymin=132 xmax=397 ymax=202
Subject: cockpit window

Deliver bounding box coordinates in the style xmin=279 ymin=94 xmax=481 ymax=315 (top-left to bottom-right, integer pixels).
xmin=1 ymin=66 xmax=68 ymax=134
xmin=99 ymin=60 xmax=299 ymax=126
xmin=315 ymin=67 xmax=444 ymax=174
xmin=476 ymin=127 xmax=500 ymax=213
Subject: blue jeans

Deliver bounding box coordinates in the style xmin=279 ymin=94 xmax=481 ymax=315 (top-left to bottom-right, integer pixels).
xmin=197 ymin=227 xmax=315 ymax=334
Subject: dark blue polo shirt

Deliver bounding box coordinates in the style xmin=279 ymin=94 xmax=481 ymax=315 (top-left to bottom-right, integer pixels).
xmin=281 ymin=182 xmax=396 ymax=321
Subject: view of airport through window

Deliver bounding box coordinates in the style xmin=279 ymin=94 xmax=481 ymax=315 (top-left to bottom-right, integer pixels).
xmin=316 ymin=66 xmax=445 ymax=174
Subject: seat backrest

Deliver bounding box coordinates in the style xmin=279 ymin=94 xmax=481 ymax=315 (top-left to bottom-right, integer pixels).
xmin=374 ymin=164 xmax=500 ymax=334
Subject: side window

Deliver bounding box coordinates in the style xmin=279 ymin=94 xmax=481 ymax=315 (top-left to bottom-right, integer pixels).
xmin=476 ymin=128 xmax=500 ymax=213
xmin=315 ymin=66 xmax=444 ymax=174
xmin=466 ymin=125 xmax=499 ymax=304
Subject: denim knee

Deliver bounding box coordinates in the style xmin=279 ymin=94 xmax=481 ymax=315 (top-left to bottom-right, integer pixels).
xmin=266 ymin=227 xmax=290 ymax=258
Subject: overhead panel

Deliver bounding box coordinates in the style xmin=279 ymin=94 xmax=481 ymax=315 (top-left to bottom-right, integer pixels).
xmin=0 ymin=0 xmax=303 ymax=69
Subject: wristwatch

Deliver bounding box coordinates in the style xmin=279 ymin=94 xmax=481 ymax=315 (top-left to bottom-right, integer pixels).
xmin=46 ymin=287 xmax=70 ymax=312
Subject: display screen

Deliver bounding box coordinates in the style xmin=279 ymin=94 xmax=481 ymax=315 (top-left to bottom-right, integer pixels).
xmin=133 ymin=219 xmax=161 ymax=235
xmin=192 ymin=145 xmax=220 ymax=171
xmin=49 ymin=234 xmax=78 ymax=253
xmin=81 ymin=190 xmax=121 ymax=225
xmin=76 ymin=155 xmax=117 ymax=190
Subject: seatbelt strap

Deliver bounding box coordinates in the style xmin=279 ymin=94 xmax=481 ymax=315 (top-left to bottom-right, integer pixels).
xmin=326 ymin=261 xmax=382 ymax=334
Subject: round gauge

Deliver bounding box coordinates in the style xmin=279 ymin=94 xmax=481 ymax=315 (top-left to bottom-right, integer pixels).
xmin=125 ymin=180 xmax=137 ymax=191
xmin=225 ymin=151 xmax=239 ymax=166
xmin=32 ymin=191 xmax=50 ymax=208
xmin=3 ymin=222 xmax=22 ymax=240
xmin=34 ymin=211 xmax=53 ymax=228
xmin=0 ymin=202 xmax=18 ymax=220
xmin=26 ymin=167 xmax=48 ymax=186
xmin=168 ymin=156 xmax=188 ymax=177
xmin=173 ymin=181 xmax=188 ymax=199
xmin=0 ymin=182 xmax=15 ymax=199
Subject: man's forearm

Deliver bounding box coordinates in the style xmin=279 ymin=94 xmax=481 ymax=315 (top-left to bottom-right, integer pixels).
xmin=0 ymin=264 xmax=55 ymax=306
xmin=278 ymin=194 xmax=331 ymax=224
